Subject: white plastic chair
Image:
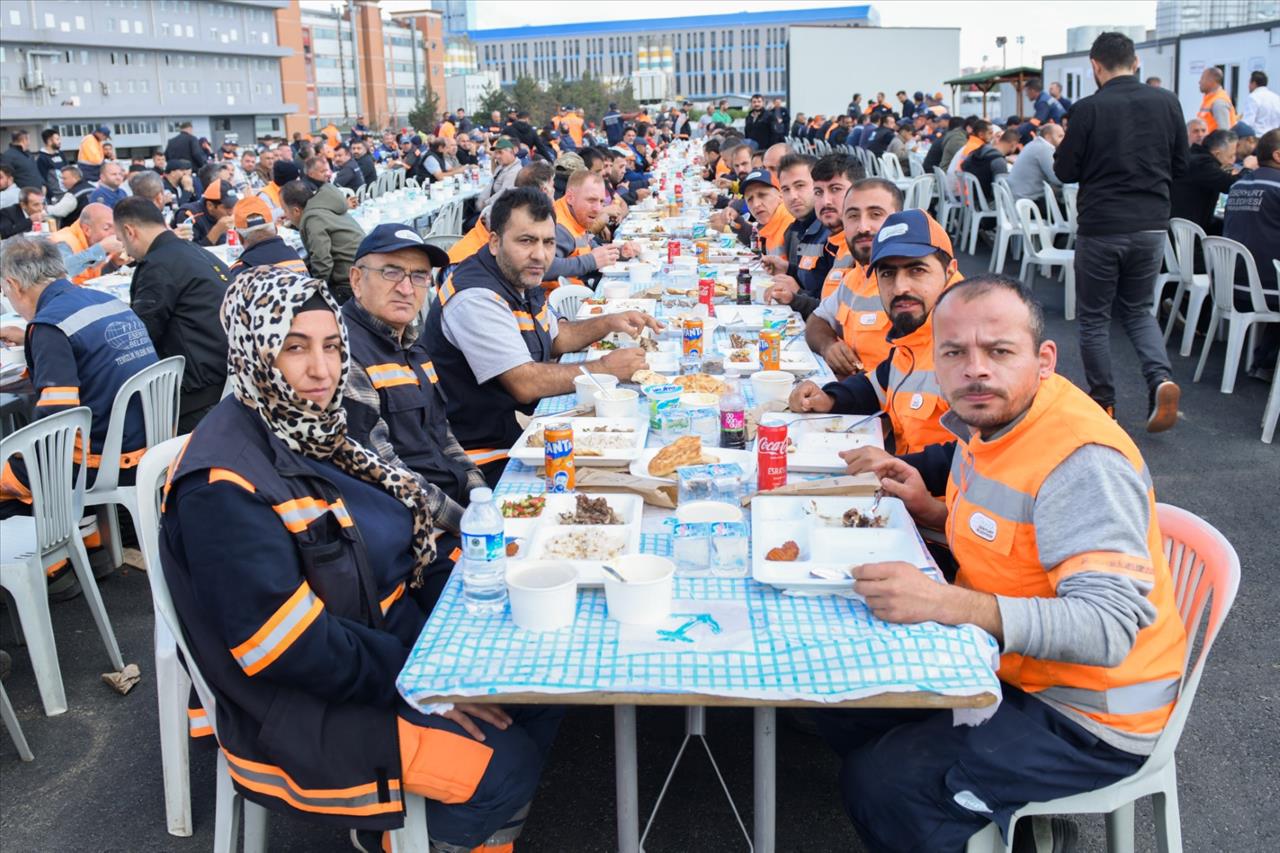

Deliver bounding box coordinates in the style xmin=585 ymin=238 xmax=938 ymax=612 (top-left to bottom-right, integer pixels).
xmin=1164 ymin=218 xmax=1212 ymax=357
xmin=960 ymin=172 xmax=998 ymax=256
xmin=1041 ymin=182 xmax=1075 ymax=247
xmin=423 ymin=233 xmax=462 ymax=254
xmin=135 ymin=436 xmax=431 ymax=851
xmin=1 ymin=681 xmax=34 ymax=761
xmin=1193 ymin=236 xmax=1280 ymax=394
xmin=0 ymin=407 xmax=123 ymax=716
xmin=932 ymin=166 xmax=964 ymax=236
xmin=905 ymin=175 xmax=934 ymax=212
xmin=548 ymin=283 xmax=593 ymax=320
xmin=84 ymin=356 xmax=185 ymax=571
xmin=1015 ymin=199 xmax=1077 ymax=320
xmin=908 ymin=154 xmax=926 ymax=178
xmin=966 ymin=503 xmax=1241 ymax=853
xmin=1264 ymin=262 xmax=1280 ymax=443
xmin=989 ymin=183 xmax=1024 ymax=275
xmin=880 ymin=152 xmax=913 ymax=191
xmin=1151 ymin=234 xmax=1180 ymax=319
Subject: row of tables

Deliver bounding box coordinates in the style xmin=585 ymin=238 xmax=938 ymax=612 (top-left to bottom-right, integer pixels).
xmin=396 ymin=146 xmax=1001 ymax=852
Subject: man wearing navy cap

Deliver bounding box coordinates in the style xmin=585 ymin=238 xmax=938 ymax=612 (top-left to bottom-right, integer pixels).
xmin=790 ymin=209 xmax=963 ymax=463
xmin=739 ymin=168 xmax=794 ymax=255
xmin=341 ymin=224 xmax=484 ymax=603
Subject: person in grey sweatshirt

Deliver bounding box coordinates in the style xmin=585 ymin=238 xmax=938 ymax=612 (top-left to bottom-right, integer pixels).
xmin=816 ymin=275 xmax=1186 ymax=853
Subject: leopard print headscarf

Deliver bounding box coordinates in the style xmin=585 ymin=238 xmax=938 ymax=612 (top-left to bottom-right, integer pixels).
xmin=221 ymin=266 xmax=436 ymax=585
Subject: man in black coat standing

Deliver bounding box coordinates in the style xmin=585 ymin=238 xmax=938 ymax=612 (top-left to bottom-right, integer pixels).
xmin=164 ymin=122 xmax=208 ymax=170
xmin=1054 ymin=31 xmax=1188 ymax=432
xmin=744 ymin=94 xmax=777 ymax=151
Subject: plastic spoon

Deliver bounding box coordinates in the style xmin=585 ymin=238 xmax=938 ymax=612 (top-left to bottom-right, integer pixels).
xmin=578 ymin=365 xmax=610 ymax=398
xmin=601 ymin=565 xmax=628 ymax=583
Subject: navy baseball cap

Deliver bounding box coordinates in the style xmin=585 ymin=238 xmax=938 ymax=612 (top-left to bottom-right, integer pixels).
xmin=354 ymin=223 xmax=449 ymax=267
xmin=1232 ymin=121 xmax=1257 ymax=139
xmin=739 ymin=168 xmax=778 ymax=192
xmin=96 ymin=124 xmax=112 ymax=136
xmin=869 ymin=209 xmax=954 ymax=267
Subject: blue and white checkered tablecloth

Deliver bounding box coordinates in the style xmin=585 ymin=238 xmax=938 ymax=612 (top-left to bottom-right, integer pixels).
xmin=398 ymin=572 xmax=1000 ymax=707
xmin=396 ymin=286 xmax=1001 ymax=709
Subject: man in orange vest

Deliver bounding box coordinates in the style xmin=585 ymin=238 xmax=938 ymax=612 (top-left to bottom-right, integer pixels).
xmin=47 ymin=202 xmax=124 ymax=284
xmin=805 ymin=178 xmax=907 ymax=379
xmin=738 ymin=169 xmax=795 ymax=255
xmin=816 ymin=274 xmax=1186 ymax=852
xmin=547 ymin=170 xmax=629 ymax=289
xmin=1197 ymin=66 xmax=1238 ymax=133
xmin=75 ymin=124 xmax=111 ymax=182
xmin=790 ymin=209 xmax=961 ymax=457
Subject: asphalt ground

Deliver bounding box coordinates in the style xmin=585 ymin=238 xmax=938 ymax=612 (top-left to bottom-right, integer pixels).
xmin=2 ymin=245 xmax=1277 ymax=853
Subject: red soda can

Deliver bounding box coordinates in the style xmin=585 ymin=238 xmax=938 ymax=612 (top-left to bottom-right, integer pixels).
xmin=759 ymin=329 xmax=782 ymax=371
xmin=682 ymin=318 xmax=704 ymax=357
xmin=698 ymin=277 xmax=715 ymax=311
xmin=756 ymin=420 xmax=789 ymax=492
xmin=544 ymin=423 xmax=575 ymax=492
xmin=667 ymin=239 xmax=680 ymax=263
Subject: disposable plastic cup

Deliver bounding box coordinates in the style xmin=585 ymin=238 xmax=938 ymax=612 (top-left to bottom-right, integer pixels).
xmin=603 ymin=555 xmax=675 ymax=625
xmin=506 ymin=562 xmax=578 ymax=632
xmin=575 ymin=373 xmax=618 ymax=408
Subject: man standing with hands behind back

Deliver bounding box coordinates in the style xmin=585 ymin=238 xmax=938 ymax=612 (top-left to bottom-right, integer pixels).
xmin=1054 ymin=31 xmax=1187 ymax=432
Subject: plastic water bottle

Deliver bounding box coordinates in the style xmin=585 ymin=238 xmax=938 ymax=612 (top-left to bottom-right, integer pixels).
xmin=225 ymin=227 xmax=242 ymax=262
xmin=459 ymin=487 xmax=507 ymax=614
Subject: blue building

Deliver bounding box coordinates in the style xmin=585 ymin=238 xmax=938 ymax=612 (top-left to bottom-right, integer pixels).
xmin=461 ymin=5 xmax=878 ymax=102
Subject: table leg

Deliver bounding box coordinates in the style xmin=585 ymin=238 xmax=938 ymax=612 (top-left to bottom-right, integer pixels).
xmin=753 ymin=706 xmax=776 ymax=853
xmin=615 ymin=704 xmax=640 ymax=853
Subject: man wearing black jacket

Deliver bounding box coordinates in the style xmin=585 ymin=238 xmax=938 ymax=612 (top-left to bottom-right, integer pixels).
xmin=1171 ymin=129 xmax=1250 ymax=234
xmin=1054 ymin=31 xmax=1188 ymax=432
xmin=115 ymin=197 xmax=229 ymax=431
xmin=164 ymin=122 xmax=209 ymax=170
xmin=745 ymin=94 xmax=777 ymax=151
xmin=0 ymin=131 xmax=44 ymax=190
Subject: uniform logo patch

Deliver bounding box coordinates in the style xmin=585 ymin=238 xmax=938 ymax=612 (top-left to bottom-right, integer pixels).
xmin=858 ymin=312 xmax=878 ymax=325
xmin=394 ymin=228 xmax=423 ymax=243
xmin=969 ymin=511 xmax=997 ymax=542
xmin=909 ymin=393 xmax=924 ymax=410
xmin=878 ymin=222 xmax=909 ymax=241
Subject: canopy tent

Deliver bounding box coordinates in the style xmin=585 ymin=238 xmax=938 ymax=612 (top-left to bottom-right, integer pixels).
xmin=943 ymin=66 xmax=1042 ymax=120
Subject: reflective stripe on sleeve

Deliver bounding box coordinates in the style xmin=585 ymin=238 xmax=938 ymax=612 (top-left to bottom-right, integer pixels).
xmin=229 ymin=581 xmax=324 ymax=676
xmin=366 ymin=363 xmax=420 ymax=389
xmin=36 ymin=386 xmax=80 ymax=407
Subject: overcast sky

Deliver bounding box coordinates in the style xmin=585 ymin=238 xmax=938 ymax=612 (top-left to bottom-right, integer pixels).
xmin=361 ymin=0 xmax=1159 ymax=68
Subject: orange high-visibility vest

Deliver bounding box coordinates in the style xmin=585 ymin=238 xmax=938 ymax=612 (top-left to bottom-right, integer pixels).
xmin=448 ymin=218 xmax=490 ymax=266
xmin=947 ymin=374 xmax=1186 ymax=736
xmin=563 ymin=114 xmax=585 ymax=147
xmin=438 ymin=121 xmax=457 ymax=139
xmin=820 ymin=238 xmax=852 ymax=299
xmin=77 ymin=133 xmax=105 ymax=168
xmin=49 ymin=221 xmax=109 ymax=284
xmin=1197 ymin=89 xmax=1238 ymax=133
xmin=714 ymin=159 xmax=729 ymax=178
xmin=834 ymin=264 xmax=893 ymax=372
xmin=550 ymin=195 xmax=595 ymax=290
xmin=755 ymin=204 xmax=795 ymax=256
xmin=867 ymin=268 xmax=964 ymax=454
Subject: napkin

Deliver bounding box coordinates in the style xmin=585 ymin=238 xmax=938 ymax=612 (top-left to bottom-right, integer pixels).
xmin=741 ymin=474 xmax=880 ymax=505
xmin=574 ymin=468 xmax=678 ymax=509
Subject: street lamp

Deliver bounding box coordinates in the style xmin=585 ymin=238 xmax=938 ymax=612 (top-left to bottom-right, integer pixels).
xmin=996 ymin=36 xmax=1007 ymax=69
xmin=1016 ymin=35 xmax=1025 ymax=66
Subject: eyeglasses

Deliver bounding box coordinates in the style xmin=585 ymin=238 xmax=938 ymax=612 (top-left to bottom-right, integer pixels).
xmin=359 ymin=264 xmax=432 ymax=288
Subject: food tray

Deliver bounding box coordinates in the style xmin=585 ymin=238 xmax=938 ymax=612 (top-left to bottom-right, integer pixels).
xmin=628 ymin=446 xmax=757 ymax=480
xmin=509 ymin=416 xmax=649 ymax=466
xmin=575 ymin=298 xmax=657 ymax=319
xmin=751 ymin=495 xmax=929 ymax=591
xmin=751 ymin=412 xmax=883 ymax=473
xmin=500 ymin=492 xmax=644 ymax=586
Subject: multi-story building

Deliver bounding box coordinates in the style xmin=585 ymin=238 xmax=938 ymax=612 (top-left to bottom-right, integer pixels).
xmin=1066 ymin=25 xmax=1150 ymax=53
xmin=0 ymin=0 xmax=297 ymax=154
xmin=1155 ymin=0 xmax=1279 ymax=39
xmin=430 ymin=0 xmax=475 ymax=39
xmin=298 ymin=2 xmax=445 ymax=130
xmin=462 ymin=4 xmax=879 ymax=103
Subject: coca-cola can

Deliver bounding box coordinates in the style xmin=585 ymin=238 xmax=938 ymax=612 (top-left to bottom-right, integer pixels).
xmin=756 ymin=419 xmax=789 ymax=492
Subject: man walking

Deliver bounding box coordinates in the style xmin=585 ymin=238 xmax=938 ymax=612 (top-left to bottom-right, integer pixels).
xmin=1055 ymin=32 xmax=1186 ymax=432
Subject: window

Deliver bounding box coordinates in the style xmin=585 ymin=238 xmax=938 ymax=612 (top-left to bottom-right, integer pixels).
xmin=83 ymin=80 xmax=92 ymax=94
xmin=140 ymin=80 xmax=149 ymax=93
xmin=185 ymin=24 xmax=193 ymax=38
xmin=9 ymin=9 xmax=21 ymax=25
xmin=134 ymin=19 xmax=143 ymax=33
xmin=127 ymin=80 xmax=135 ymax=94
xmin=106 ymin=17 xmax=115 ymax=31
xmin=75 ymin=15 xmax=85 ymax=30
xmin=113 ymin=80 xmax=122 ymax=93
xmin=44 ymin=12 xmax=54 ymax=28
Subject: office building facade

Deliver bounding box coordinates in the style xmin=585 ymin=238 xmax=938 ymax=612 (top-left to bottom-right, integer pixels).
xmin=1154 ymin=0 xmax=1279 ymax=39
xmin=461 ymin=5 xmax=879 ymax=102
xmin=298 ymin=3 xmax=445 ymax=130
xmin=0 ymin=0 xmax=296 ymax=152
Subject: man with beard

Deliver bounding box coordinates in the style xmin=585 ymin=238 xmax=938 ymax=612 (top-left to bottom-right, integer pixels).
xmin=790 ymin=209 xmax=963 ymax=456
xmin=813 ymin=276 xmax=1185 ymax=853
xmin=426 ymin=188 xmax=658 ymax=485
xmin=765 ymin=154 xmax=862 ymax=317
xmin=760 ymin=152 xmax=816 ymax=284
xmin=804 ymin=179 xmax=913 ymax=377
xmin=36 ymin=129 xmax=66 ymax=200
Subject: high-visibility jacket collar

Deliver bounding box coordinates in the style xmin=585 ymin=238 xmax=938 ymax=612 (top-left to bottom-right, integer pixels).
xmin=50 ymin=221 xmax=89 ymax=254
xmin=756 ymin=203 xmax=795 ymax=253
xmin=554 ymin=195 xmax=588 ymax=239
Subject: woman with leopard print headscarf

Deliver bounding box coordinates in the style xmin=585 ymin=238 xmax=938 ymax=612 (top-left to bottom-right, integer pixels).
xmin=160 ymin=266 xmax=561 ymax=851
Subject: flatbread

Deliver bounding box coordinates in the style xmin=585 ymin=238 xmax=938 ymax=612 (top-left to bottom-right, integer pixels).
xmin=647 ymin=436 xmax=704 ymax=477
xmin=631 ymin=369 xmax=670 ymax=386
